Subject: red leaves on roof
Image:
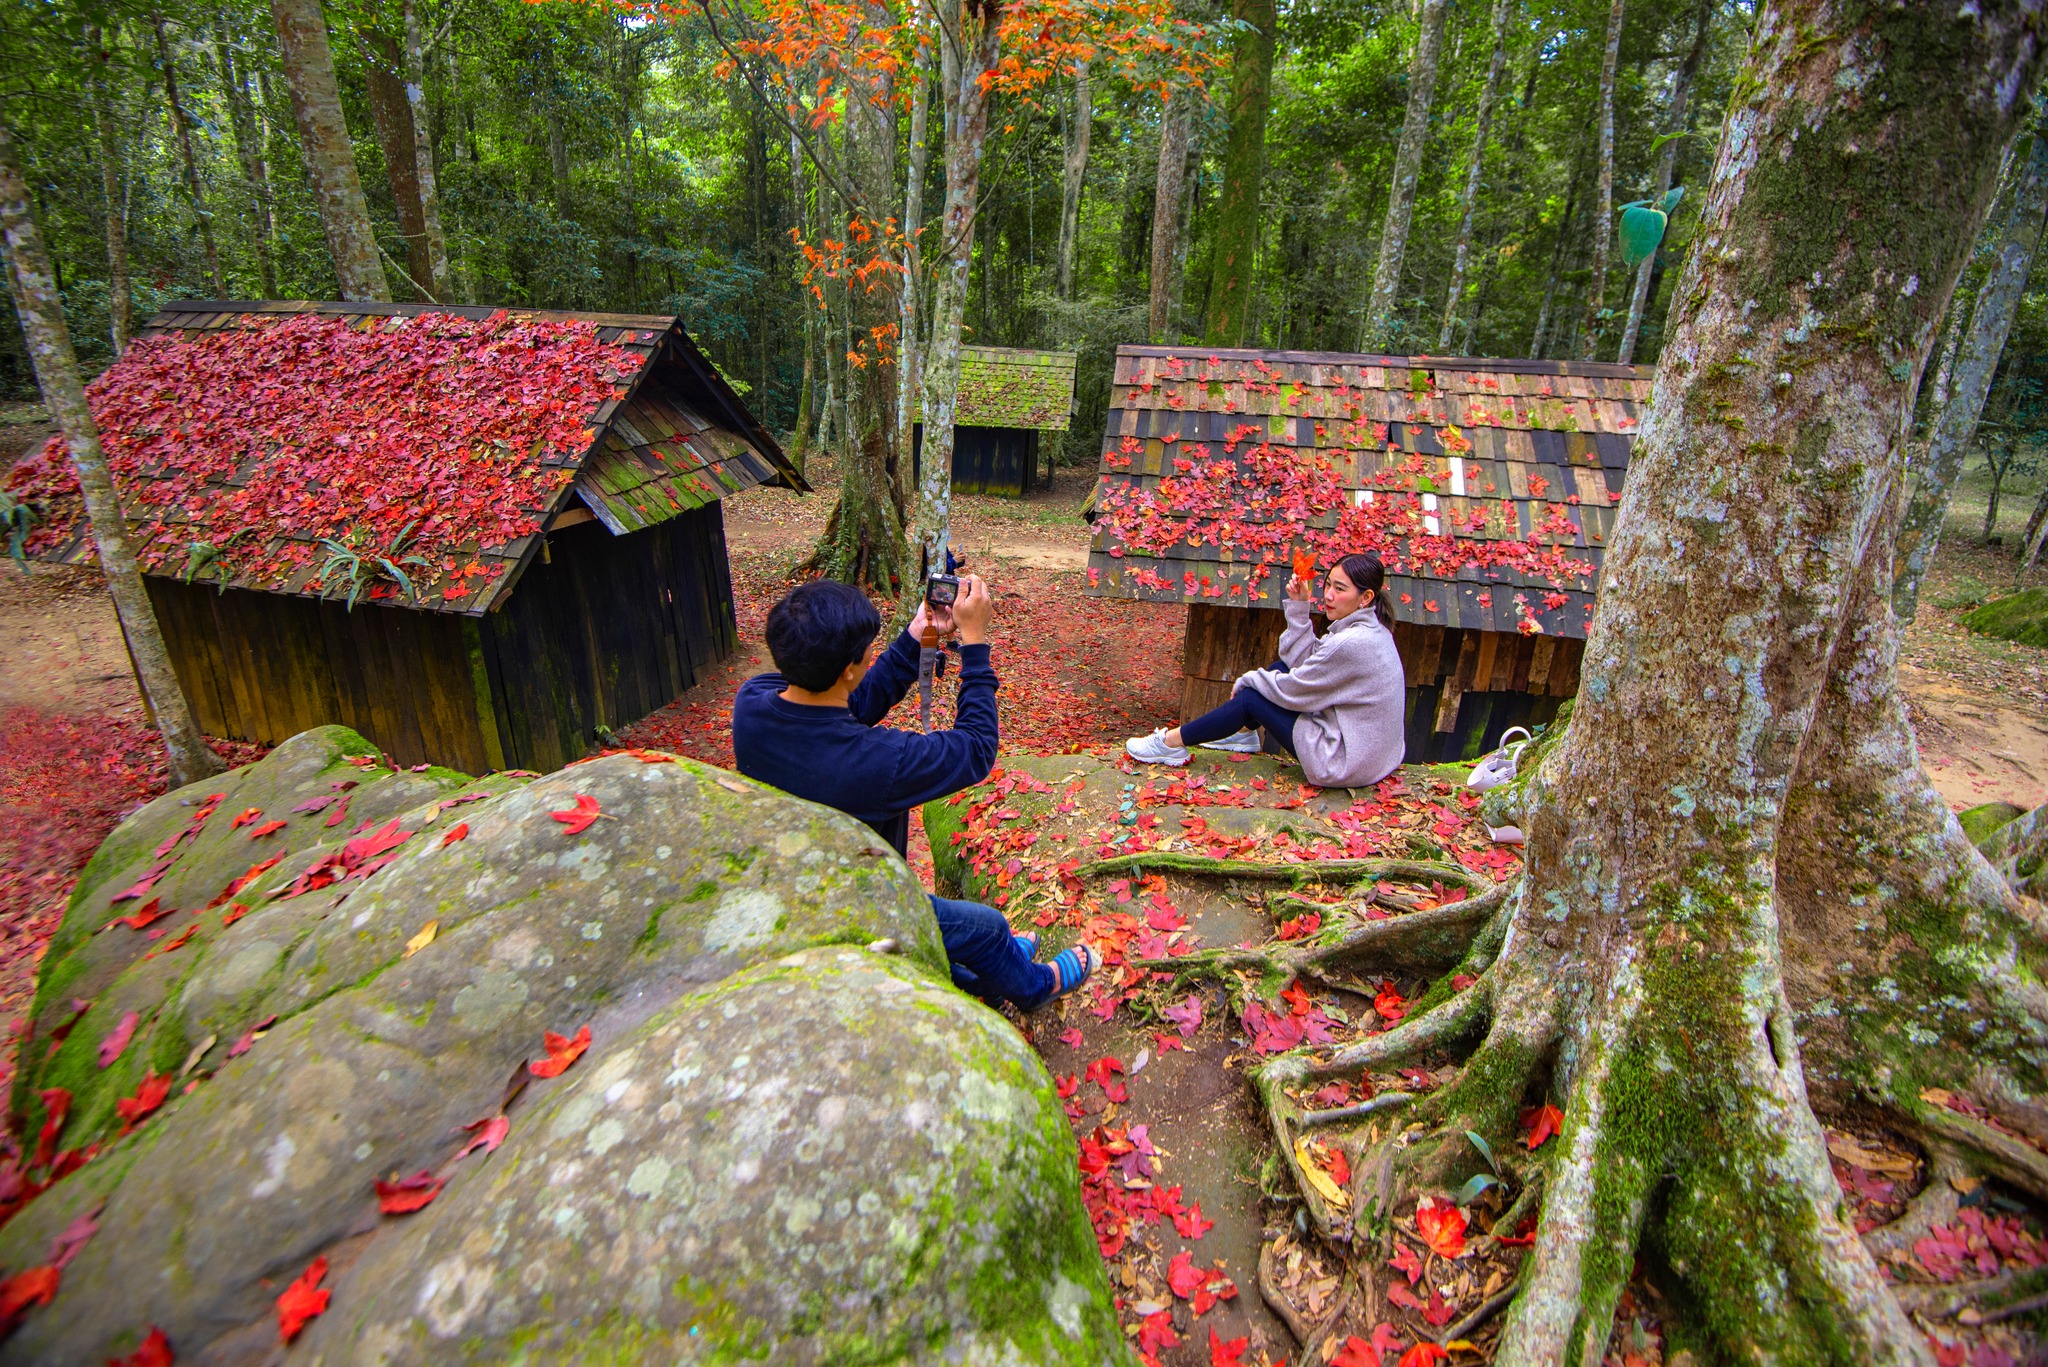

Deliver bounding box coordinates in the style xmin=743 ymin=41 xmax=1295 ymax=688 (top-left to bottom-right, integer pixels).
xmin=5 ymin=312 xmax=646 ymax=603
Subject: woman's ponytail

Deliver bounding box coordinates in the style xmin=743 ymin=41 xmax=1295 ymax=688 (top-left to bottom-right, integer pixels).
xmin=1336 ymin=551 xmax=1396 ymax=629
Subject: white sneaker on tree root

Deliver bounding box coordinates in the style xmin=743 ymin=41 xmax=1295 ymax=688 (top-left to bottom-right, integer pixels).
xmin=1126 ymin=729 xmax=1191 ymax=766
xmin=1197 ymin=729 xmax=1262 ymax=754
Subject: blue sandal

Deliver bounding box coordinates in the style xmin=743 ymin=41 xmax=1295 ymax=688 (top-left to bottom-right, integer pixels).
xmin=1015 ymin=930 xmax=1041 ymax=958
xmin=1049 ymin=944 xmax=1100 ymax=998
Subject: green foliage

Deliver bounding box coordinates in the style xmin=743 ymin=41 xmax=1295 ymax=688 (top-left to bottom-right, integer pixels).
xmin=0 ymin=489 xmax=36 ymax=569
xmin=316 ymin=519 xmax=429 ymax=611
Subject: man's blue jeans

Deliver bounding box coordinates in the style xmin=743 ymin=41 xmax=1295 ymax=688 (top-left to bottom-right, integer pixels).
xmin=930 ymin=894 xmax=1055 ymax=1011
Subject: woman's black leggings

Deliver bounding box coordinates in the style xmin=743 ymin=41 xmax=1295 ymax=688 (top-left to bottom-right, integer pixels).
xmin=1179 ymin=661 xmax=1300 ymax=754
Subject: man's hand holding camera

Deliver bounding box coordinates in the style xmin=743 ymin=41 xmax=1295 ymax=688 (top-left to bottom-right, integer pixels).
xmin=910 ymin=573 xmax=992 ymax=647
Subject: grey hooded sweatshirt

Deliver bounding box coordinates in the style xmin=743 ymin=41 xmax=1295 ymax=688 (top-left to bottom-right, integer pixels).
xmin=1235 ymin=598 xmax=1407 ymax=789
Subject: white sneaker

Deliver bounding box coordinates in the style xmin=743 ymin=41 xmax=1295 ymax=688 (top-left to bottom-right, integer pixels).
xmin=1198 ymin=729 xmax=1262 ymax=753
xmin=1126 ymin=729 xmax=1191 ymax=766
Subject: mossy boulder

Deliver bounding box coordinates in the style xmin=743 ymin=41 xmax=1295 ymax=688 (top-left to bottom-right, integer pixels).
xmin=297 ymin=947 xmax=1125 ymax=1366
xmin=1981 ymin=800 xmax=2048 ymax=901
xmin=1961 ymin=586 xmax=2048 ymax=648
xmin=0 ymin=729 xmax=1121 ymax=1366
xmin=1958 ymin=800 xmax=2028 ymax=848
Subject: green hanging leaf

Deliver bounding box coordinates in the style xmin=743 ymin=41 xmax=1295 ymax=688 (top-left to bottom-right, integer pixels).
xmin=1662 ymin=185 xmax=1685 ymax=215
xmin=1620 ymin=204 xmax=1669 ymax=268
xmin=1457 ymin=1172 xmax=1500 ymax=1206
xmin=1465 ymin=1129 xmax=1500 ymax=1175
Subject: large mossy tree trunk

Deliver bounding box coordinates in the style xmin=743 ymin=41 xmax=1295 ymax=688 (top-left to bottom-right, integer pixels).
xmin=1893 ymin=118 xmax=2048 ymax=623
xmin=269 ymin=0 xmax=390 ymax=302
xmin=1361 ymin=0 xmax=1449 ymax=352
xmin=1245 ymin=3 xmax=2048 ymax=1361
xmin=0 ymin=120 xmax=225 ymax=790
xmin=1204 ymin=0 xmax=1276 ymax=347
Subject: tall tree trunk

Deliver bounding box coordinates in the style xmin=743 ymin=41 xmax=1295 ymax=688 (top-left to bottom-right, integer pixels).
xmin=0 ymin=120 xmax=224 ymax=788
xmin=269 ymin=0 xmax=390 ymax=301
xmin=1616 ymin=0 xmax=1712 ymax=364
xmin=211 ymin=24 xmax=279 ymax=299
xmin=87 ymin=24 xmax=133 ymax=353
xmin=1362 ymin=0 xmax=1449 ymax=352
xmin=547 ymin=106 xmax=571 ymax=219
xmin=1893 ymin=122 xmax=2048 ymax=623
xmin=152 ymin=15 xmax=226 ymax=297
xmin=913 ymin=0 xmax=1000 ymax=577
xmin=1147 ymin=92 xmax=1194 ymax=343
xmin=1530 ymin=147 xmax=1587 ymax=357
xmin=1242 ymin=6 xmax=2048 ymax=1362
xmin=363 ymin=31 xmax=434 ymax=299
xmin=895 ymin=45 xmax=933 ymax=514
xmin=1205 ymin=0 xmax=1276 ymax=346
xmin=1437 ymin=0 xmax=1512 ymax=352
xmin=790 ymin=126 xmax=815 ymax=472
xmin=1577 ymin=0 xmax=1625 ymax=359
xmin=401 ymin=0 xmax=451 ymax=302
xmin=1057 ymin=62 xmax=1091 ymax=301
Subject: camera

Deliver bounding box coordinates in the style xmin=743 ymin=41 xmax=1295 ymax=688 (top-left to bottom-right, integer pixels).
xmin=925 ymin=574 xmax=960 ymax=607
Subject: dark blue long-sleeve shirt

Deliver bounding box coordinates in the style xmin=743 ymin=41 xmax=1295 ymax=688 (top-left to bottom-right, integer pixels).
xmin=730 ymin=630 xmax=1000 ymax=856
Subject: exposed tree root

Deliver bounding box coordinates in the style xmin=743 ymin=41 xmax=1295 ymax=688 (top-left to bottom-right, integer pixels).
xmin=1893 ymin=1271 xmax=2026 ymax=1320
xmin=1897 ymin=1103 xmax=2048 ymax=1205
xmin=1133 ymin=885 xmax=1506 ymax=986
xmin=1440 ymin=1280 xmax=1519 ymax=1345
xmin=1861 ymin=1144 xmax=1966 ymax=1262
xmin=1074 ymin=852 xmax=1494 ymax=894
xmin=1257 ymin=1242 xmax=1314 ymax=1346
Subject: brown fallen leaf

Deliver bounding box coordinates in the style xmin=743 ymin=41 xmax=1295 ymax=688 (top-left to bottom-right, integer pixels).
xmin=403 ymin=921 xmax=439 ymax=959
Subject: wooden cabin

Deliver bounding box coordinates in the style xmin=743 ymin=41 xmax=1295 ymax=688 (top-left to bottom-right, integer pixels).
xmin=913 ymin=346 xmax=1078 ymax=496
xmin=1083 ymin=345 xmax=1650 ymax=763
xmin=8 ymin=300 xmax=805 ymax=774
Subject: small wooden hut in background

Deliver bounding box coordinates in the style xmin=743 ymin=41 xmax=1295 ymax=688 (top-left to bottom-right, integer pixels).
xmin=10 ymin=300 xmax=804 ymax=774
xmin=913 ymin=346 xmax=1077 ymax=496
xmin=1084 ymin=345 xmax=1650 ymax=763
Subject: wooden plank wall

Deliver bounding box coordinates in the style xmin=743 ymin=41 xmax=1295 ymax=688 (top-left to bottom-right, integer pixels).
xmin=480 ymin=503 xmax=738 ymax=772
xmin=144 ymin=502 xmax=740 ymax=775
xmin=145 ymin=577 xmax=498 ymax=773
xmin=1180 ymin=603 xmax=1582 ymax=765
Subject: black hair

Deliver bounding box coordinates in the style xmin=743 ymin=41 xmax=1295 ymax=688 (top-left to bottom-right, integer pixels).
xmin=765 ymin=580 xmax=882 ymax=691
xmin=1332 ymin=551 xmax=1395 ymax=629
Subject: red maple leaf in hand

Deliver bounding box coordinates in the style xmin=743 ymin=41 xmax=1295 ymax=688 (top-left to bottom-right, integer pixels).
xmin=374 ymin=1170 xmax=444 ymax=1214
xmin=529 ymin=1024 xmax=592 ymax=1078
xmin=550 ymin=794 xmax=604 ymax=835
xmin=276 ymin=1257 xmax=330 ymax=1343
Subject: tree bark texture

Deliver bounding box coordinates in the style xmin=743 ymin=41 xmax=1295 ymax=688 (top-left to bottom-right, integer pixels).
xmin=87 ymin=24 xmax=133 ymax=354
xmin=1057 ymin=62 xmax=1091 ymax=301
xmin=0 ymin=119 xmax=224 ymax=789
xmin=1205 ymin=0 xmax=1276 ymax=347
xmin=1362 ymin=0 xmax=1449 ymax=352
xmin=1577 ymin=0 xmax=1625 ymax=359
xmin=152 ymin=15 xmax=226 ymax=298
xmin=363 ymin=31 xmax=436 ymax=300
xmin=1242 ymin=4 xmax=2048 ymax=1361
xmin=1437 ymin=0 xmax=1512 ymax=353
xmin=895 ymin=48 xmax=933 ymax=516
xmin=211 ymin=24 xmax=279 ymax=299
xmin=401 ymin=0 xmax=452 ymax=302
xmin=912 ymin=0 xmax=1000 ymax=580
xmin=1893 ymin=123 xmax=2048 ymax=623
xmin=1616 ymin=0 xmax=1712 ymax=365
xmin=1147 ymin=92 xmax=1195 ymax=343
xmin=270 ymin=0 xmax=390 ymax=301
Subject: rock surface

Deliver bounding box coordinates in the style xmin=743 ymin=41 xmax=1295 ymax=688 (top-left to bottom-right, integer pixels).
xmin=0 ymin=728 xmax=1123 ymax=1366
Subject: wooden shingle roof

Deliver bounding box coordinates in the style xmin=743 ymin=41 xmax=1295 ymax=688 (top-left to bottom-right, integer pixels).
xmin=917 ymin=346 xmax=1078 ymax=431
xmin=1083 ymin=346 xmax=1652 ymax=639
xmin=7 ymin=300 xmax=803 ymax=615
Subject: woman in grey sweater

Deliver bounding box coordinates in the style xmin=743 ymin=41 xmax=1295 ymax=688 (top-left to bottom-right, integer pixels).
xmin=1127 ymin=552 xmax=1407 ymax=788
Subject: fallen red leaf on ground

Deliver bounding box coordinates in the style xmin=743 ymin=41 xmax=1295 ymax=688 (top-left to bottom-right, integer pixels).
xmin=1208 ymin=1327 xmax=1249 ymax=1367
xmin=46 ymin=1201 xmax=101 ymax=1269
xmin=275 ymin=1256 xmax=329 ymax=1343
xmin=441 ymin=822 xmax=469 ymax=846
xmin=1415 ymin=1196 xmax=1468 ymax=1259
xmin=247 ymin=820 xmax=286 ymax=840
xmin=373 ymin=1170 xmax=444 ymax=1214
xmin=229 ymin=808 xmax=262 ymax=830
xmin=456 ymin=1114 xmax=509 ymax=1160
xmin=225 ymin=1015 xmax=278 ymax=1060
xmin=1398 ymin=1344 xmax=1449 ymax=1367
xmin=0 ymin=1264 xmax=60 ymax=1336
xmin=550 ymin=795 xmax=603 ymax=835
xmin=1521 ymin=1101 xmax=1563 ymax=1150
xmin=528 ymin=1024 xmax=591 ymax=1078
xmin=115 ymin=1071 xmax=170 ymax=1133
xmin=33 ymin=1088 xmax=69 ymax=1169
xmin=107 ymin=1326 xmax=173 ymax=1367
xmin=97 ymin=1012 xmax=139 ymax=1068
xmin=104 ymin=899 xmax=172 ymax=932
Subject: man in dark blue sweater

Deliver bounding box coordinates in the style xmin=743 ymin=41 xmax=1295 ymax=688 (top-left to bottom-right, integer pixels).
xmin=731 ymin=577 xmax=1096 ymax=1011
